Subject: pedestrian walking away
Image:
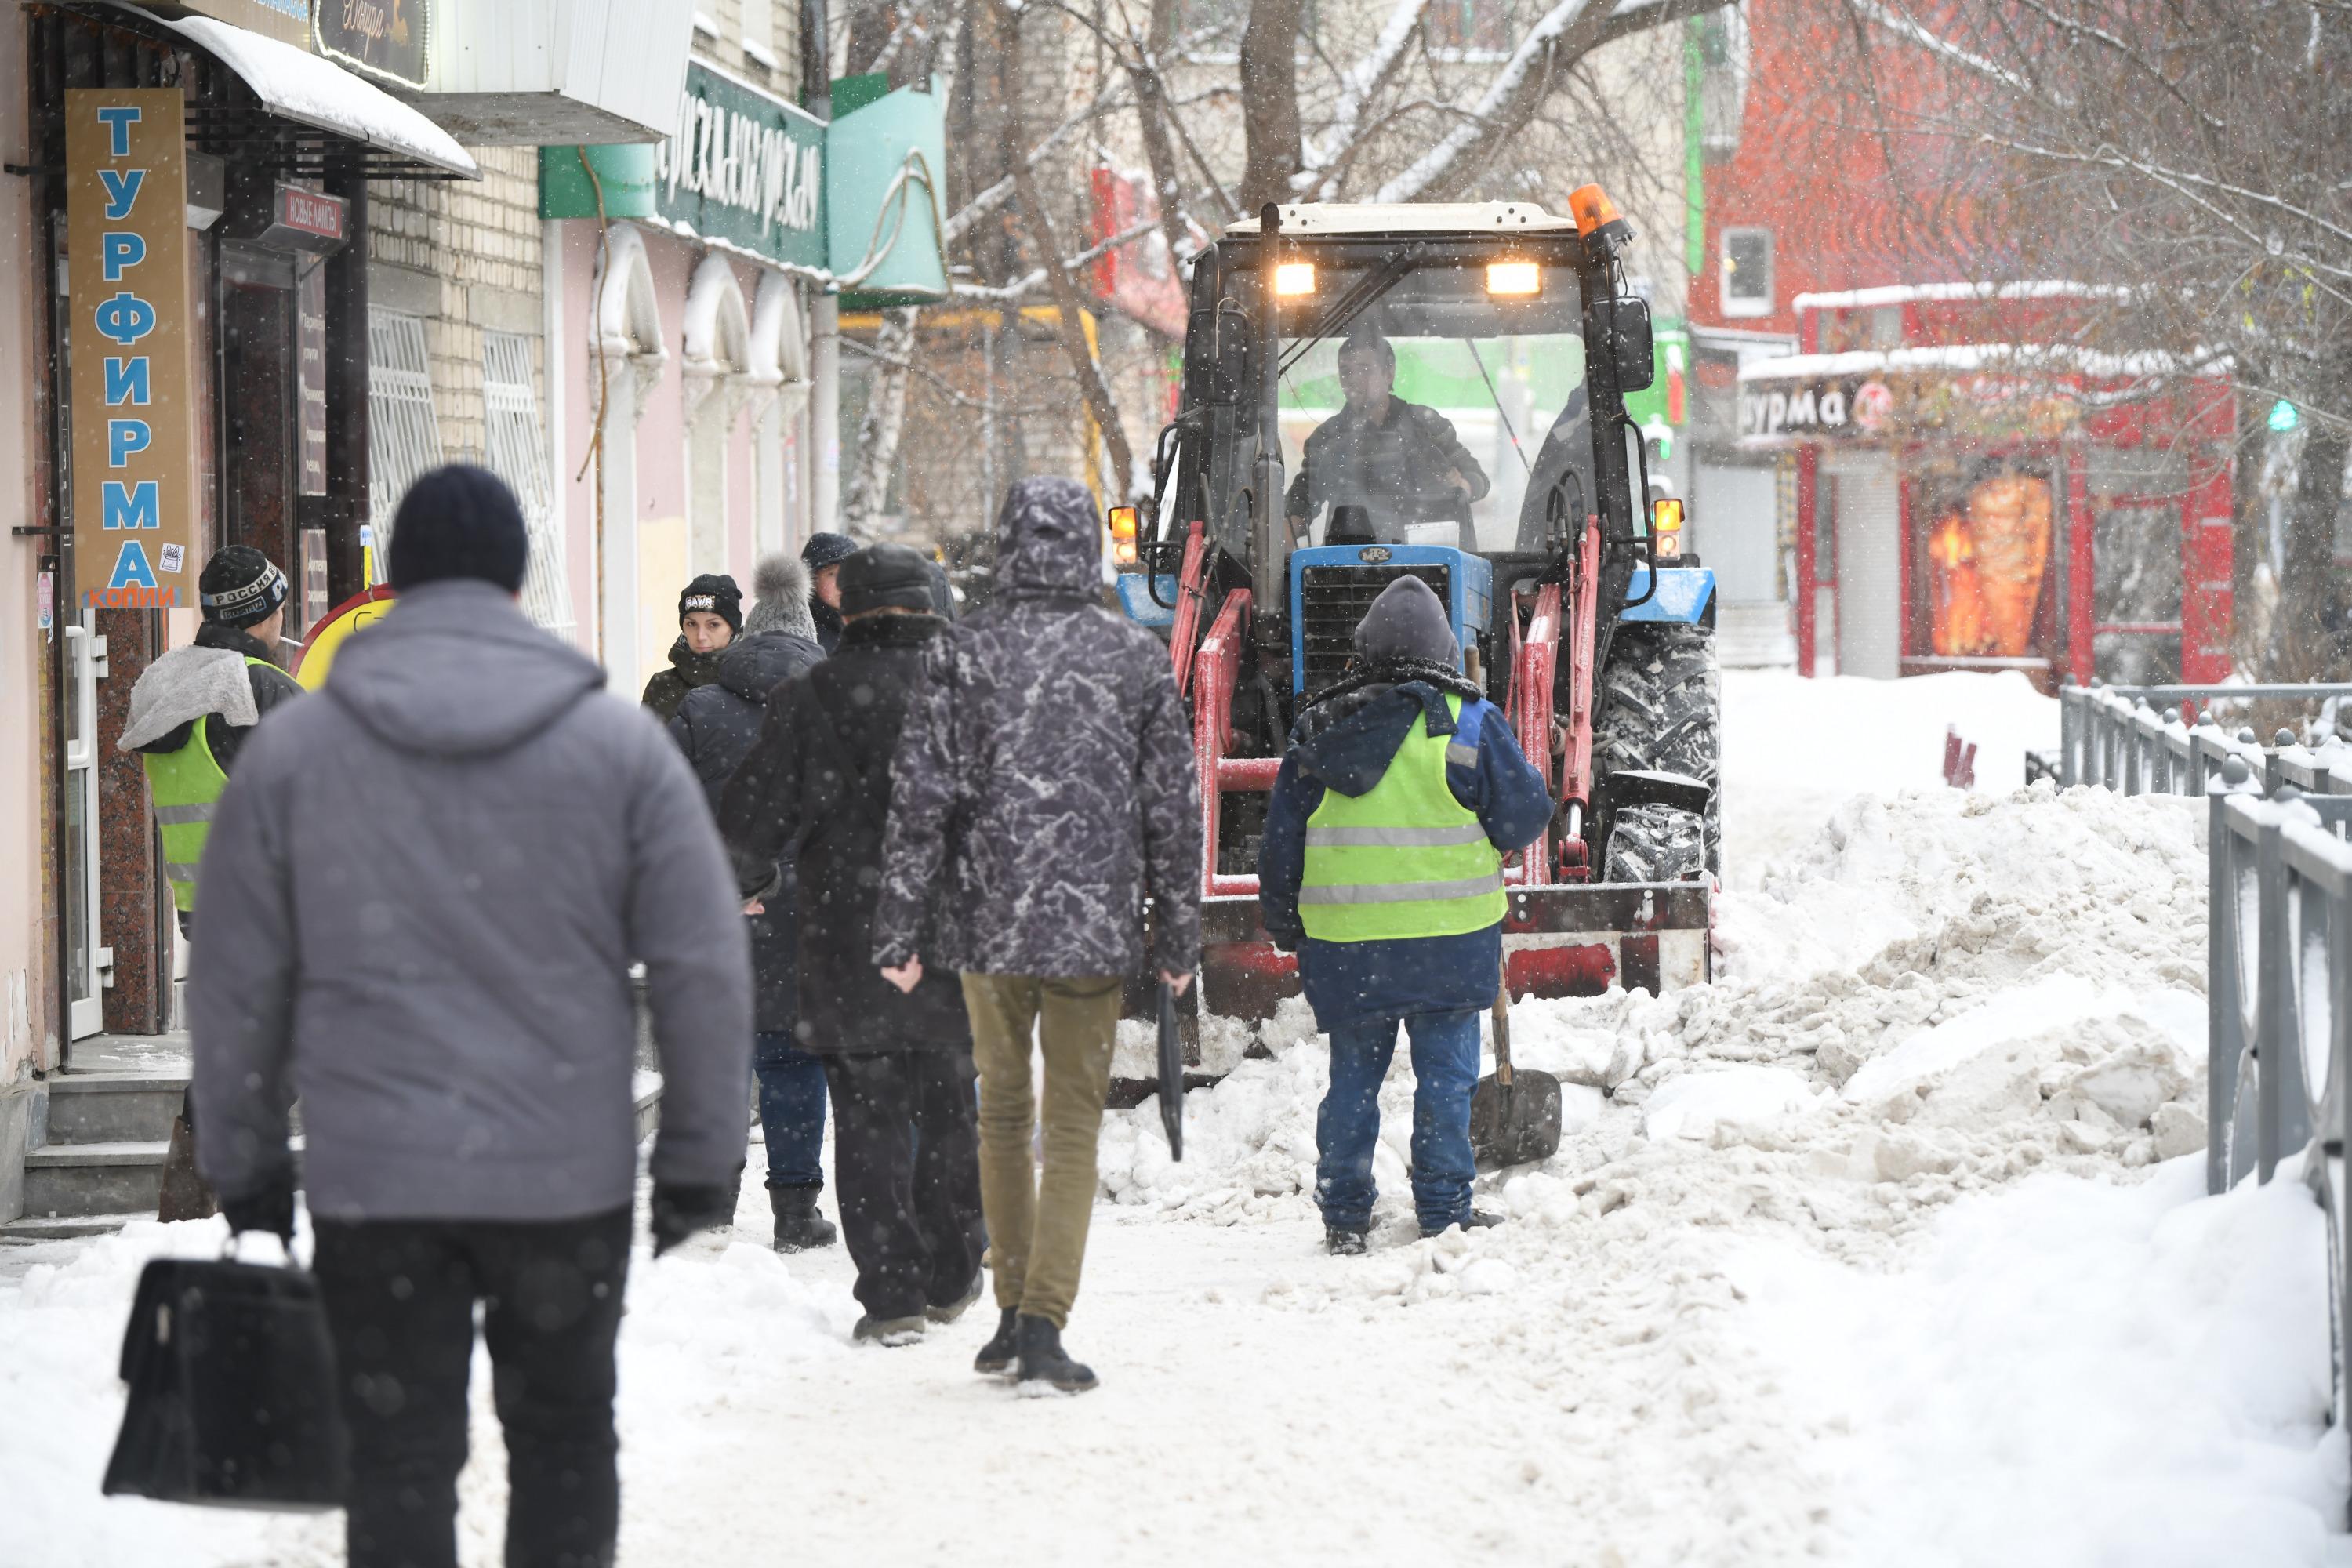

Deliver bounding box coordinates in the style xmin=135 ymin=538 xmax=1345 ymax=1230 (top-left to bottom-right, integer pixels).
xmin=721 ymin=541 xmax=985 ymax=1348
xmin=800 ymin=530 xmax=858 ymax=654
xmin=873 ymin=477 xmax=1202 ymax=1392
xmin=670 ymin=553 xmax=837 ymax=1253
xmin=187 ymin=464 xmax=753 ymax=1568
xmin=1257 ymin=572 xmax=1553 ymax=1254
xmin=116 ymin=543 xmax=306 ymax=1222
xmin=641 ymin=571 xmax=742 ymax=721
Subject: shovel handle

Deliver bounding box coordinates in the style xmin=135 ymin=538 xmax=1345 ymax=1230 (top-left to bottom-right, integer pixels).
xmin=1491 ymin=985 xmax=1513 ymax=1091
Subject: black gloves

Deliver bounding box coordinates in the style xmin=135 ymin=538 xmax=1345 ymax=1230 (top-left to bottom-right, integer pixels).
xmin=220 ymin=1164 xmax=296 ymax=1242
xmin=651 ymin=1181 xmax=736 ymax=1257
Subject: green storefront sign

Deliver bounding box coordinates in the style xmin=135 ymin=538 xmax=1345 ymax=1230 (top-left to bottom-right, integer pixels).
xmin=657 ymin=63 xmax=826 ymax=270
xmin=543 ymin=62 xmax=826 ymax=271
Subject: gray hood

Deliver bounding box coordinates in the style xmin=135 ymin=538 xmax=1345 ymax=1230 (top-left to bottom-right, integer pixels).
xmin=328 ymin=580 xmax=604 ymax=757
xmin=118 ymin=645 xmax=257 ymax=751
xmin=996 ymin=476 xmax=1104 ymax=600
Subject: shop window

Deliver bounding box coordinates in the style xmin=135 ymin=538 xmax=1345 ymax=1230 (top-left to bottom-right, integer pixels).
xmin=1696 ymin=7 xmax=1750 ymax=163
xmin=2092 ymin=499 xmax=2183 ymax=684
xmin=366 ymin=307 xmax=443 ymax=577
xmin=1907 ymin=460 xmax=2060 ymax=670
xmin=1721 ymin=228 xmax=1773 ymax=319
xmin=483 ymin=332 xmax=574 ymax=641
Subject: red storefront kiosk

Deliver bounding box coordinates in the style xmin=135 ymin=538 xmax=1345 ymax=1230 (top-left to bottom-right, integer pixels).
xmin=1736 ymin=286 xmax=2235 ymax=687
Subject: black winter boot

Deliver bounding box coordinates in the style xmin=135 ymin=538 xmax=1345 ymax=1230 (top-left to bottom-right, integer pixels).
xmin=1421 ymin=1209 xmax=1504 ymax=1240
xmin=769 ymin=1185 xmax=837 ymax=1252
xmin=1014 ymin=1314 xmax=1098 ymax=1394
xmin=1326 ymin=1227 xmax=1369 ymax=1256
xmin=973 ymin=1307 xmax=1021 ymax=1375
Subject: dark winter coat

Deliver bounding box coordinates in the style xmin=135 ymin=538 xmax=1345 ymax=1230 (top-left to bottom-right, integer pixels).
xmin=1258 ymin=673 xmax=1553 ymax=1030
xmin=810 ymin=597 xmax=845 ymax=655
xmin=670 ymin=628 xmax=826 ymax=1035
xmin=130 ymin=621 xmax=303 ymax=776
xmin=641 ymin=635 xmax=725 ymax=722
xmin=872 ymin=477 xmax=1203 ymax=978
xmin=720 ymin=611 xmax=970 ymax=1051
xmin=187 ymin=581 xmax=753 ymax=1223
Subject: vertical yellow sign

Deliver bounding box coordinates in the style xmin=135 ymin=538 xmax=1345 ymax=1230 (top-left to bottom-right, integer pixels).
xmin=66 ymin=89 xmax=196 ymax=611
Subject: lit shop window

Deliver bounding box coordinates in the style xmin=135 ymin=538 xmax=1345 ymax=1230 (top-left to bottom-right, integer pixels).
xmin=1721 ymin=227 xmax=1773 ymax=319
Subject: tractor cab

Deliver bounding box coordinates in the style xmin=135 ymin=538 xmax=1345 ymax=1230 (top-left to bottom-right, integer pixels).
xmin=1115 ymin=194 xmax=1720 ymax=1031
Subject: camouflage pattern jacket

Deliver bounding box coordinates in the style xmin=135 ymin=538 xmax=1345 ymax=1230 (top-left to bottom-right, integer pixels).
xmin=872 ymin=477 xmax=1202 ymax=978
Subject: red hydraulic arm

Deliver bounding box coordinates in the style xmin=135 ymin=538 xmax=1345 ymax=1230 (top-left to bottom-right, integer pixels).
xmin=1189 ymin=586 xmax=1276 ymax=898
xmin=1508 ymin=517 xmax=1602 ymax=888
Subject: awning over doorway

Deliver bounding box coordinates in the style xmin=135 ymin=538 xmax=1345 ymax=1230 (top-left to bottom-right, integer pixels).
xmin=100 ymin=2 xmax=478 ymax=178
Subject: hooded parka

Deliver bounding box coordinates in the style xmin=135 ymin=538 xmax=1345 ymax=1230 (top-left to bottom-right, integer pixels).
xmin=871 ymin=477 xmax=1202 ymax=978
xmin=187 ymin=581 xmax=753 ymax=1222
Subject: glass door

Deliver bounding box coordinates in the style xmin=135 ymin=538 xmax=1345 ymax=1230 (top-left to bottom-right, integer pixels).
xmin=64 ymin=612 xmax=107 ymax=1039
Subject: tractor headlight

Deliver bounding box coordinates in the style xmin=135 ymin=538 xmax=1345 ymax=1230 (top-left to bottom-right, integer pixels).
xmin=1485 ymin=261 xmax=1541 ymax=297
xmin=1274 ymin=262 xmax=1317 ymax=296
xmin=1651 ymin=497 xmax=1684 ymax=559
xmin=1108 ymin=503 xmax=1141 ymax=566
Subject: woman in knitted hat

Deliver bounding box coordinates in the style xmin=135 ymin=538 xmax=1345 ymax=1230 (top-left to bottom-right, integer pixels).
xmin=640 ymin=572 xmax=742 ymax=722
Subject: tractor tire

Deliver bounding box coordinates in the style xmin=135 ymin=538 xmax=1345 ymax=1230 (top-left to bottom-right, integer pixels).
xmin=1592 ymin=619 xmax=1721 ymax=882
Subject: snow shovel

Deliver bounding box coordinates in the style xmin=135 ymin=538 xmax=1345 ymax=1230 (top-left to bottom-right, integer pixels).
xmin=1469 ymin=978 xmax=1561 ymax=1167
xmin=1156 ymin=981 xmax=1185 ymax=1161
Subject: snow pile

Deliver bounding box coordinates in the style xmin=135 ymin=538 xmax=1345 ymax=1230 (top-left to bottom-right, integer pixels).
xmin=1719 ymin=666 xmax=2059 ymax=886
xmin=1103 ymin=780 xmax=2212 ymax=1221
xmin=1733 ymin=1158 xmax=2344 ymax=1566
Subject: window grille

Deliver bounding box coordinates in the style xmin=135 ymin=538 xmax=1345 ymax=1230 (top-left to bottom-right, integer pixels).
xmin=483 ymin=331 xmax=575 ymax=639
xmin=366 ymin=307 xmax=443 ymax=577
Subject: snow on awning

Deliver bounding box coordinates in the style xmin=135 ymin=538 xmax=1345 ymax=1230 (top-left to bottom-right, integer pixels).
xmin=1789 ymin=281 xmax=2129 ymax=313
xmin=1737 ymin=343 xmax=2217 ymax=384
xmin=127 ymin=7 xmax=478 ymax=180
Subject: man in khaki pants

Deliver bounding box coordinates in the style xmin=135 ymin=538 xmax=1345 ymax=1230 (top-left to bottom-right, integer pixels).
xmin=874 ymin=477 xmax=1201 ymax=1393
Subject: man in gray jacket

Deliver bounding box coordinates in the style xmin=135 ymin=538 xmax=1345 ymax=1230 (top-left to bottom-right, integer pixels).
xmin=189 ymin=464 xmax=752 ymax=1568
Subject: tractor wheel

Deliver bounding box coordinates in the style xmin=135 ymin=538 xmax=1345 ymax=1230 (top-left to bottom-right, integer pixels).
xmin=1592 ymin=619 xmax=1721 ymax=882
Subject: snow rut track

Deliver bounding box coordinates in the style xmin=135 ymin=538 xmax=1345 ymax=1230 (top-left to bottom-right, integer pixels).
xmin=1097 ymin=781 xmax=2219 ymax=1560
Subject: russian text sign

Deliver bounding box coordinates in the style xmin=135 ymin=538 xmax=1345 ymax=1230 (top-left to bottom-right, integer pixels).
xmin=67 ymin=89 xmax=197 ymax=610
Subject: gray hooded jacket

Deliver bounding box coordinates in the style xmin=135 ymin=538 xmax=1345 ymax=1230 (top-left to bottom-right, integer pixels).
xmin=872 ymin=477 xmax=1202 ymax=978
xmin=188 ymin=580 xmax=753 ymax=1222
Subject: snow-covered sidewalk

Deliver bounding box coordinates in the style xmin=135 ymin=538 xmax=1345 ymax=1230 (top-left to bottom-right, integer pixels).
xmin=5 ymin=670 xmax=2348 ymax=1566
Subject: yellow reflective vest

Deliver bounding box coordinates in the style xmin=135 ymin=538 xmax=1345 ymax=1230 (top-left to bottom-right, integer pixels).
xmin=140 ymin=656 xmax=273 ymax=915
xmin=1299 ymin=694 xmax=1506 ymax=942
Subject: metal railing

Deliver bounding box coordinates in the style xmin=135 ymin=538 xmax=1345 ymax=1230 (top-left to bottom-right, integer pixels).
xmin=2053 ymin=680 xmax=2352 ymax=1473
xmin=2205 ymin=774 xmax=2352 ymax=1452
xmin=2058 ymin=681 xmax=2352 ymax=797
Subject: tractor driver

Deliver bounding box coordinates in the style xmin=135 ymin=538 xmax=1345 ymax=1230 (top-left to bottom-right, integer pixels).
xmin=1285 ymin=332 xmax=1490 ymax=551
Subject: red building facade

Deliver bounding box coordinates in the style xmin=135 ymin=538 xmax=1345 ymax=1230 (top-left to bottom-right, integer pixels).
xmin=1682 ymin=0 xmax=2231 ymax=683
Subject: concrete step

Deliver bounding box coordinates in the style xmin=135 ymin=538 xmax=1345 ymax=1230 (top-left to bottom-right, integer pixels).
xmin=13 ymin=1079 xmax=662 ymax=1231
xmin=24 ymin=1139 xmax=167 ymax=1219
xmin=0 ymin=1212 xmax=150 ymax=1243
xmin=45 ymin=1072 xmax=189 ymax=1146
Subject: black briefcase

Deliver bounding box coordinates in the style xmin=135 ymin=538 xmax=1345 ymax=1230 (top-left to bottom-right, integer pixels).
xmin=101 ymin=1254 xmax=350 ymax=1510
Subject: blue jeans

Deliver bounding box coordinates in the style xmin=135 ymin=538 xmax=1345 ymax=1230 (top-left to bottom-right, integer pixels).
xmin=1315 ymin=1010 xmax=1480 ymax=1234
xmin=754 ymin=1032 xmax=828 ymax=1189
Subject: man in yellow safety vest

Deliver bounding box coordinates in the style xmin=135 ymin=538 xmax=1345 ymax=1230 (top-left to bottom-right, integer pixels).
xmin=1257 ymin=573 xmax=1552 ymax=1254
xmin=120 ymin=545 xmax=305 ymax=925
xmin=116 ymin=545 xmax=303 ymax=1221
